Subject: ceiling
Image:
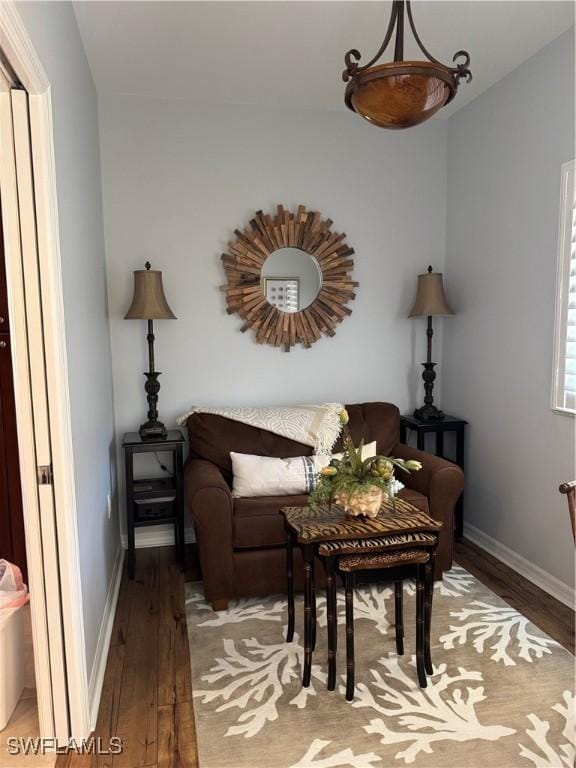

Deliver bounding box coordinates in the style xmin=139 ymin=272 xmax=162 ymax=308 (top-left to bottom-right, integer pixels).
xmin=73 ymin=1 xmax=574 ymax=117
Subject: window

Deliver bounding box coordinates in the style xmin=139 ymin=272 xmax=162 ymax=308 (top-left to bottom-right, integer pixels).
xmin=552 ymin=160 xmax=576 ymax=414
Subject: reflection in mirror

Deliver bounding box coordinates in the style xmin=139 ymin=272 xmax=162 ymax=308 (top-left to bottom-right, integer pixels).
xmin=261 ymin=247 xmax=322 ymax=313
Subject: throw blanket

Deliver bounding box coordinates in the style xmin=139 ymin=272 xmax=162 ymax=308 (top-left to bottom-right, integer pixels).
xmin=176 ymin=403 xmax=344 ymax=455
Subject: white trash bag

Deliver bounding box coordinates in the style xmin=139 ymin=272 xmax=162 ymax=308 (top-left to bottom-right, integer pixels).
xmin=0 ymin=560 xmax=29 ymax=610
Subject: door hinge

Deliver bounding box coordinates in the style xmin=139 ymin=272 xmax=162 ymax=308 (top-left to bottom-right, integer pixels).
xmin=37 ymin=464 xmax=53 ymax=486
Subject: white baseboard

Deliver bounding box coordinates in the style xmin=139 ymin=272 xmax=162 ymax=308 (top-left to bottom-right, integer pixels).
xmin=87 ymin=545 xmax=124 ymax=731
xmin=120 ymin=526 xmax=196 ymax=550
xmin=464 ymin=523 xmax=575 ymax=609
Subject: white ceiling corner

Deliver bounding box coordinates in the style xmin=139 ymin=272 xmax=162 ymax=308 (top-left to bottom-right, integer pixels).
xmin=73 ymin=1 xmax=575 ymax=117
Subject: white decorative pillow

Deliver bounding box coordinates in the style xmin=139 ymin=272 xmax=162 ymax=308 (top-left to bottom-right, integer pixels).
xmin=231 ymin=453 xmax=330 ymax=498
xmin=230 ymin=442 xmax=378 ymax=498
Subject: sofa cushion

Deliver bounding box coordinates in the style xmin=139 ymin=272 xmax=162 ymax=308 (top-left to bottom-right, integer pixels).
xmin=397 ymin=487 xmax=429 ymax=514
xmin=188 ymin=414 xmax=312 ymax=485
xmin=186 ymin=402 xmax=401 ymax=484
xmin=332 ymin=403 xmax=400 ymax=456
xmin=233 ymin=495 xmax=308 ymax=549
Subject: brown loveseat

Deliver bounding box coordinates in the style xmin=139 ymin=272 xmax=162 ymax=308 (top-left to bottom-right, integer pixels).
xmin=184 ymin=402 xmax=464 ymax=610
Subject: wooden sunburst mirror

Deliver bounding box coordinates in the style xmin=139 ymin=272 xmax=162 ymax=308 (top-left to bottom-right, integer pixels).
xmin=221 ymin=205 xmax=358 ymax=351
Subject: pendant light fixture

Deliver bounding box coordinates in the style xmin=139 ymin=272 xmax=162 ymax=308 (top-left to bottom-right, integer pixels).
xmin=343 ymin=0 xmax=471 ymax=129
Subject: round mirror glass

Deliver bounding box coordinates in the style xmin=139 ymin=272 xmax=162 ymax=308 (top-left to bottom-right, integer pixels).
xmin=261 ymin=247 xmax=322 ymax=313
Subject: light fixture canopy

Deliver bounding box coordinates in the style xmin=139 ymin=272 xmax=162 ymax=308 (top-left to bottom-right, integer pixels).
xmin=343 ymin=0 xmax=471 ymax=129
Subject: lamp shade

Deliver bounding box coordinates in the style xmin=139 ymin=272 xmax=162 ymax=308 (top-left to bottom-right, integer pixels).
xmin=408 ymin=267 xmax=454 ymax=317
xmin=124 ymin=263 xmax=176 ymax=320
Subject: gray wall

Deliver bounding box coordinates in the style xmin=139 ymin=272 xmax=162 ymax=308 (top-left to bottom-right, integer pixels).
xmin=98 ymin=96 xmax=448 ymax=541
xmin=443 ymin=28 xmax=575 ymax=591
xmin=15 ymin=2 xmax=118 ymax=673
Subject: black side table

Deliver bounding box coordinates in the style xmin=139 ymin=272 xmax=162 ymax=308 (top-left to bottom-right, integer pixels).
xmin=123 ymin=429 xmax=185 ymax=578
xmin=400 ymin=415 xmax=467 ymax=539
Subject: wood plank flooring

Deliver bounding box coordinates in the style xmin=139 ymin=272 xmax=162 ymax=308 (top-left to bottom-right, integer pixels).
xmin=56 ymin=539 xmax=574 ymax=768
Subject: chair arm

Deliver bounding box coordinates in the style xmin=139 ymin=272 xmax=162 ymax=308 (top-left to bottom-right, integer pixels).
xmin=394 ymin=443 xmax=464 ymax=571
xmin=394 ymin=444 xmax=463 ymax=498
xmin=184 ymin=458 xmax=234 ymax=603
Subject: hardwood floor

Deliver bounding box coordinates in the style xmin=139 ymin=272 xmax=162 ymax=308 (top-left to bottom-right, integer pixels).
xmin=56 ymin=539 xmax=574 ymax=768
xmin=56 ymin=547 xmax=199 ymax=768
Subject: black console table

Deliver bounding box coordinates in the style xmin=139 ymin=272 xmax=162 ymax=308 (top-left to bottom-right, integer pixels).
xmin=123 ymin=429 xmax=185 ymax=578
xmin=400 ymin=414 xmax=467 ymax=539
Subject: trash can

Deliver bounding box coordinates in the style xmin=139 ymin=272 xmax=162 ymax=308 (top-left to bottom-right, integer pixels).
xmin=0 ymin=560 xmax=29 ymax=731
xmin=0 ymin=605 xmax=25 ymax=730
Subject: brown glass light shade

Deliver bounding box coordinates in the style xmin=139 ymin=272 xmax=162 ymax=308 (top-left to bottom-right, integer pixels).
xmin=345 ymin=61 xmax=456 ymax=129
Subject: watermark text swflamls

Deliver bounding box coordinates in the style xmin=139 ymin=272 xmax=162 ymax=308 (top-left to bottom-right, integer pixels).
xmin=7 ymin=736 xmax=123 ymax=755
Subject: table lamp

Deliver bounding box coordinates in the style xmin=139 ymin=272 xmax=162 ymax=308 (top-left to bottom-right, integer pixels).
xmin=408 ymin=265 xmax=454 ymax=421
xmin=124 ymin=262 xmax=176 ymax=440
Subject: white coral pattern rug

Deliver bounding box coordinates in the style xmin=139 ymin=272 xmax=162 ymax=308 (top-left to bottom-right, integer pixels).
xmin=185 ymin=566 xmax=575 ymax=768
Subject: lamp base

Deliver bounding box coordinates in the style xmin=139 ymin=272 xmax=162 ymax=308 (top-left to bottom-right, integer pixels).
xmin=413 ymin=404 xmax=445 ymax=422
xmin=139 ymin=420 xmax=168 ymax=441
xmin=139 ymin=368 xmax=168 ymax=440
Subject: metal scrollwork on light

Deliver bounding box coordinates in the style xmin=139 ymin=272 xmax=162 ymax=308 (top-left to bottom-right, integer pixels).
xmin=343 ymin=0 xmax=472 ymax=129
xmin=452 ymin=51 xmax=473 ymax=84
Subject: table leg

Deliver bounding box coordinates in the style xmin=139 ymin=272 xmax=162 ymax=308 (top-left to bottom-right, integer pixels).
xmin=177 ymin=513 xmax=185 ymax=570
xmin=175 ymin=514 xmax=185 ymax=571
xmin=455 ymin=425 xmax=465 ymax=539
xmin=424 ymin=551 xmax=435 ymax=675
xmin=345 ymin=572 xmax=355 ymax=702
xmin=125 ymin=449 xmax=135 ymax=579
xmin=455 ymin=496 xmax=464 ymax=540
xmin=394 ymin=581 xmax=404 ymax=656
xmin=302 ymin=544 xmax=314 ymax=688
xmin=127 ymin=518 xmax=135 ymax=580
xmin=456 ymin=424 xmax=465 ymax=468
xmin=331 ymin=560 xmax=338 ymax=654
xmin=286 ymin=532 xmax=295 ymax=643
xmin=416 ymin=565 xmax=427 ymax=688
xmin=325 ymin=556 xmax=337 ymax=691
xmin=311 ymin=556 xmax=317 ymax=653
xmin=417 ymin=430 xmax=426 ymax=452
xmin=436 ymin=430 xmax=444 ymax=458
xmin=176 ymin=444 xmax=185 ymax=570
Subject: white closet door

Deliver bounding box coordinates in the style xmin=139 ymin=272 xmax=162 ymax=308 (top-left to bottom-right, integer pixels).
xmin=0 ymin=78 xmax=69 ymax=740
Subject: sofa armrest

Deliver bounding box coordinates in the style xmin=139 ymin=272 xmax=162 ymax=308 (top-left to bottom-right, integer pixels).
xmin=394 ymin=443 xmax=464 ymax=572
xmin=184 ymin=458 xmax=234 ymax=604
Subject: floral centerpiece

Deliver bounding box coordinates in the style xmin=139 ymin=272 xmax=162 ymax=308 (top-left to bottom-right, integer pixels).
xmin=309 ymin=409 xmax=422 ymax=519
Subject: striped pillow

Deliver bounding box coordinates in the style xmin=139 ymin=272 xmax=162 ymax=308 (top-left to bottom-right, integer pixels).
xmin=230 ymin=452 xmax=330 ymax=498
xmin=230 ymin=442 xmax=378 ymax=498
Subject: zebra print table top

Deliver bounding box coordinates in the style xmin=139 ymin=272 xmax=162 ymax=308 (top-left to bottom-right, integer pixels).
xmin=282 ymin=497 xmax=442 ymax=544
xmin=317 ymin=531 xmax=437 ymax=557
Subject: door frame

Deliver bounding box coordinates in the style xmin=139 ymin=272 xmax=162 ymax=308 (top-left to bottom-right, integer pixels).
xmin=0 ymin=1 xmax=91 ymax=738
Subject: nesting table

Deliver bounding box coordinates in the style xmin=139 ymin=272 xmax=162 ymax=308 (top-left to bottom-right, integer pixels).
xmin=282 ymin=498 xmax=442 ymax=695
